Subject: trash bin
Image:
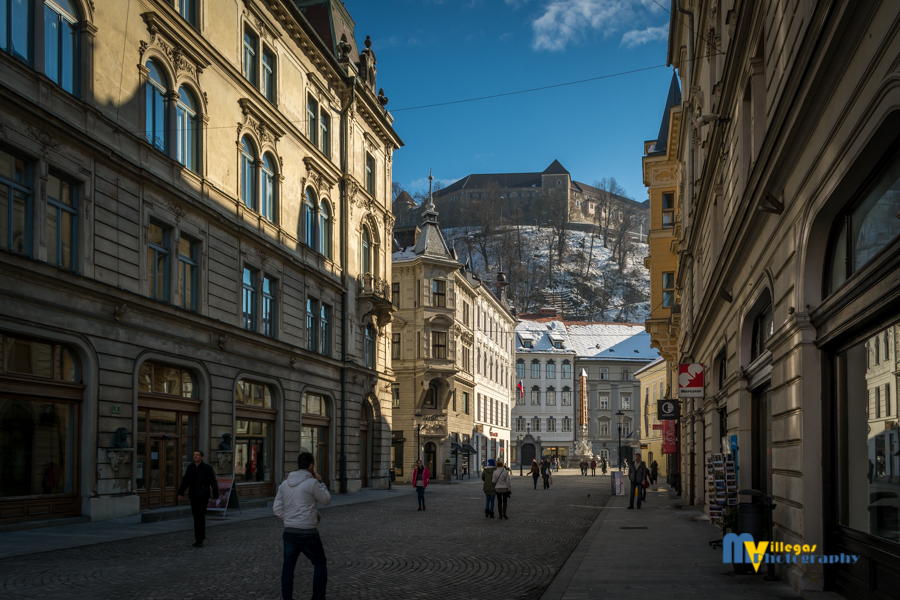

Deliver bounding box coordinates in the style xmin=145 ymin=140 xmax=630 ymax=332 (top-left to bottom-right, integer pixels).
xmin=734 ymin=502 xmax=766 ymax=574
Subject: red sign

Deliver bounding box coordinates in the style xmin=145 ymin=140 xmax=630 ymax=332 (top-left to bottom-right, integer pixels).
xmin=662 ymin=420 xmax=677 ymax=454
xmin=678 ymin=363 xmax=705 ymax=398
xmin=490 ymin=432 xmax=498 ymax=437
xmin=652 ymin=424 xmax=664 ymax=430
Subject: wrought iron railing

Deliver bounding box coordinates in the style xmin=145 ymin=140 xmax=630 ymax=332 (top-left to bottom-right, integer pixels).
xmin=357 ymin=274 xmax=391 ymax=302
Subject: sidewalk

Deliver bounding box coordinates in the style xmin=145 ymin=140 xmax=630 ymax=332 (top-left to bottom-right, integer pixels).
xmin=541 ymin=484 xmax=805 ymax=600
xmin=0 ymin=485 xmax=414 ymax=560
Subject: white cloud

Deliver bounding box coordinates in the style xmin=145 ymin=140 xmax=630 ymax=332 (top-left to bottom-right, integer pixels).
xmin=621 ymin=24 xmax=668 ymax=48
xmin=531 ymin=0 xmax=662 ymax=52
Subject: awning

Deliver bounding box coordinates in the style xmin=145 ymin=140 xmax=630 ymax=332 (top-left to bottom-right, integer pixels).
xmin=463 ymin=444 xmax=478 ymax=454
xmin=450 ymin=442 xmax=464 ymax=452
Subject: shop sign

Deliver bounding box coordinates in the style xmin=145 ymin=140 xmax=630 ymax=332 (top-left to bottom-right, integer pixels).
xmin=641 ymin=444 xmax=648 ymax=449
xmin=678 ymin=363 xmax=704 ymax=397
xmin=208 ymin=476 xmax=236 ymax=514
xmin=652 ymin=424 xmax=664 ymax=430
xmin=663 ymin=420 xmax=677 ymax=454
xmin=490 ymin=432 xmax=498 ymax=437
xmin=111 ymin=404 xmax=121 ymax=415
xmin=658 ymin=399 xmax=679 ymax=420
xmin=475 ymin=425 xmax=484 ymax=433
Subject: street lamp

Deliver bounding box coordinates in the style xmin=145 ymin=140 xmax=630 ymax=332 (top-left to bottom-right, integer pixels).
xmin=615 ymin=410 xmax=625 ymax=470
xmin=414 ymin=412 xmax=423 ymax=464
xmin=518 ymin=433 xmax=524 ymax=476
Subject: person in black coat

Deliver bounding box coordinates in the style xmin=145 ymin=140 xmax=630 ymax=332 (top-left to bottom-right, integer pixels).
xmin=178 ymin=450 xmax=219 ymax=547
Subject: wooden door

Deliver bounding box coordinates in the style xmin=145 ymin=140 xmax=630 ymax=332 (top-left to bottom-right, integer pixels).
xmin=521 ymin=444 xmax=535 ymax=466
xmin=136 ymin=408 xmax=197 ymax=509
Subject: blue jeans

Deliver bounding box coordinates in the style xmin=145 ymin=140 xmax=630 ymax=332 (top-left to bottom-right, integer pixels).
xmin=629 ymin=482 xmax=643 ymax=508
xmin=282 ymin=530 xmax=327 ymax=600
xmin=485 ymin=493 xmax=495 ymax=512
xmin=416 ymin=486 xmax=425 ymax=507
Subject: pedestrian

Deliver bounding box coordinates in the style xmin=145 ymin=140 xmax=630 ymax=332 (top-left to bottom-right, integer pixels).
xmin=482 ymin=458 xmax=497 ymax=518
xmin=650 ymin=460 xmax=659 ymax=485
xmin=555 ymin=457 xmax=560 ymax=472
xmin=493 ymin=460 xmax=512 ymax=520
xmin=601 ymin=458 xmax=607 ymax=474
xmin=590 ymin=458 xmax=597 ymax=476
xmin=412 ymin=459 xmax=429 ymax=510
xmin=273 ymin=451 xmax=332 ymax=600
xmin=529 ymin=459 xmax=540 ymax=489
xmin=627 ymin=452 xmax=651 ymax=510
xmin=177 ymin=450 xmax=219 ymax=548
xmin=541 ymin=460 xmax=551 ymax=489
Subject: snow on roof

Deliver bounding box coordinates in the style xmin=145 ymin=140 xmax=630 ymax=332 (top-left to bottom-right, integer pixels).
xmin=566 ymin=323 xmax=659 ymax=361
xmin=635 ymin=356 xmax=666 ymax=376
xmin=392 ymin=248 xmax=418 ymax=262
xmin=516 ymin=320 xmax=574 ymax=354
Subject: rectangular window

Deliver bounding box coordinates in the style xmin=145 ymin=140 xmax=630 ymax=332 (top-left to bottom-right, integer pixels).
xmin=306 ymin=298 xmax=318 ymax=352
xmin=531 ymin=389 xmax=540 ymax=405
xmin=516 ymin=362 xmax=525 ymax=378
xmin=262 ymin=275 xmax=276 ymax=337
xmin=562 ymin=418 xmax=572 ymax=432
xmin=662 ymin=192 xmax=675 ymax=228
xmin=432 ymin=331 xmax=447 ymax=359
xmin=46 ymin=173 xmax=76 ymax=270
xmin=562 ymin=390 xmax=572 ymax=406
xmin=621 ymin=395 xmax=631 ymax=410
xmin=392 ymin=333 xmax=401 ymax=360
xmin=622 ymin=368 xmax=630 ymax=381
xmin=531 ymin=418 xmax=541 ymax=432
xmin=365 ymin=153 xmax=375 ymax=195
xmin=876 ymin=387 xmax=882 ymax=419
xmin=433 ymin=279 xmax=446 ymax=307
xmin=463 ymin=302 xmax=469 ymax=326
xmin=662 ymin=272 xmax=675 ymax=308
xmin=622 ymin=421 xmax=632 ymax=437
xmin=0 ymin=148 xmax=32 ymax=255
xmin=392 ymin=385 xmax=400 ymax=408
xmin=600 ymin=421 xmax=609 ymax=437
xmin=516 ymin=417 xmax=525 ymax=432
xmin=546 ymin=389 xmax=556 ymax=406
xmin=242 ymin=267 xmax=257 ymax=331
xmin=320 ymin=111 xmax=330 ymax=157
xmin=392 ymin=282 xmax=399 ymax=307
xmin=547 ymin=363 xmax=556 ymax=378
xmin=751 ymin=304 xmax=774 ymax=361
xmin=417 ymin=332 xmax=421 ymax=358
xmin=320 ymin=304 xmax=331 ymax=355
xmin=463 ymin=392 xmax=470 ymax=415
xmin=243 ymin=30 xmax=258 ymax=85
xmin=887 ymin=385 xmax=892 ymax=417
xmin=531 ymin=363 xmax=540 ymax=379
xmin=599 ymin=395 xmax=609 ymax=410
xmin=262 ymin=49 xmax=275 ymax=103
xmin=178 ymin=0 xmax=196 ymax=27
xmin=148 ymin=222 xmax=170 ymax=301
xmin=600 ymin=368 xmax=608 ymax=380
xmin=307 ymin=96 xmax=318 ymax=146
xmin=178 ymin=237 xmax=197 ymax=311
xmin=561 ymin=363 xmax=571 ymax=379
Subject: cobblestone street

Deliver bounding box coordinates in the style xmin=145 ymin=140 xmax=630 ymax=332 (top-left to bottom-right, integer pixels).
xmin=1 ymin=470 xmax=611 ymax=600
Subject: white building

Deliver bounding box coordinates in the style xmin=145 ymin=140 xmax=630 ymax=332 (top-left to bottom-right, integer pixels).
xmin=512 ymin=320 xmax=576 ymax=467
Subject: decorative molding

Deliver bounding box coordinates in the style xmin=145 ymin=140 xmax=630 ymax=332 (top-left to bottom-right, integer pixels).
xmin=237 ymin=98 xmax=284 ymax=147
xmin=107 ymin=450 xmax=130 ymax=471
xmin=26 ymin=125 xmax=62 ymax=155
xmin=301 ymin=157 xmax=338 ymax=197
xmin=218 ymin=335 xmax=229 ymax=350
xmin=114 ymin=304 xmax=130 ymax=323
xmin=139 ymin=12 xmax=210 ymax=82
xmin=166 ymin=201 xmax=187 ymax=223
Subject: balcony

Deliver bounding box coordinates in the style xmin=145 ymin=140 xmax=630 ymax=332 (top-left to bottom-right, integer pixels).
xmin=357 ymin=273 xmax=393 ymax=325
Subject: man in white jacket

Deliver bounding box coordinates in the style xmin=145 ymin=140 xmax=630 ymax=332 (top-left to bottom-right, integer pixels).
xmin=274 ymin=451 xmax=332 ymax=600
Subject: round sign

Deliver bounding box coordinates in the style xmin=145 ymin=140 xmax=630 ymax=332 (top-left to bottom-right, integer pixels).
xmin=662 ymin=401 xmax=675 ymax=415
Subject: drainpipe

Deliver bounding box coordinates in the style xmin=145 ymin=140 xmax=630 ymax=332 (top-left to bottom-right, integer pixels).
xmin=338 ymin=80 xmax=357 ymax=494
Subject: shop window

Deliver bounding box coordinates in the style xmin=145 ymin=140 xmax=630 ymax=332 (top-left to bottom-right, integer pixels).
xmin=2 ymin=334 xmax=80 ymax=381
xmin=138 ymin=361 xmax=196 ymax=397
xmin=46 ymin=172 xmax=77 ymax=270
xmin=0 ymin=147 xmax=33 ymax=256
xmin=301 ymin=393 xmax=330 ymax=488
xmin=235 ymin=420 xmax=271 ymax=484
xmin=827 ymin=150 xmax=900 ymax=294
xmin=236 ymin=379 xmax=272 ymax=409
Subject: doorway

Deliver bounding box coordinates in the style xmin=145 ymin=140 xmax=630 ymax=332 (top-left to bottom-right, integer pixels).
xmin=136 ymin=408 xmax=198 ymax=509
xmin=359 ymin=403 xmax=372 ymax=488
xmin=751 ymin=384 xmax=772 ymax=495
xmin=424 ymin=442 xmax=437 ymax=476
xmin=301 ymin=425 xmax=330 ymax=489
xmin=521 ymin=443 xmax=536 ymax=466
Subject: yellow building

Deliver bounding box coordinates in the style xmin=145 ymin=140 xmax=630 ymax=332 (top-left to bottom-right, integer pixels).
xmin=636 ymin=357 xmax=667 ymax=478
xmin=641 ymin=73 xmax=682 ymax=487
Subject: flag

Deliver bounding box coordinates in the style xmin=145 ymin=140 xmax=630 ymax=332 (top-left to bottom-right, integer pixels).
xmin=517 ymin=381 xmax=524 ymax=399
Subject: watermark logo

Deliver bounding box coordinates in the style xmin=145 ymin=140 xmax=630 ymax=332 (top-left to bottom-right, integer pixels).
xmin=722 ymin=533 xmax=858 ymax=570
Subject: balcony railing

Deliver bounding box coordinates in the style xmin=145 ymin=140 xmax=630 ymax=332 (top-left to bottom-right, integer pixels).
xmin=357 ymin=273 xmax=391 ymax=302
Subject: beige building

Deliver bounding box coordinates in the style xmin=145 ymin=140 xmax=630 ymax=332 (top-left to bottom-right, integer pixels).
xmin=635 ymin=357 xmax=666 ymax=478
xmin=0 ymin=0 xmax=402 ymax=526
xmin=665 ymin=0 xmax=900 ymax=595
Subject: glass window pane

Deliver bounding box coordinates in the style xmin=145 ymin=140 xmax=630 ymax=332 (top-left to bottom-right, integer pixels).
xmin=46 ymin=206 xmax=58 ymax=265
xmin=182 ymin=413 xmax=196 ymax=436
xmin=12 ymin=188 xmax=28 ymax=254
xmin=11 ymin=0 xmax=31 ymax=61
xmin=148 ymin=409 xmax=177 ymax=434
xmin=44 ymin=6 xmax=59 ymax=83
xmin=152 ymin=366 xmax=182 ymax=396
xmin=235 ymin=420 xmax=271 ymax=483
xmin=0 ymin=399 xmax=74 ymax=496
xmin=8 ymin=337 xmax=53 ymax=377
xmin=55 ymin=345 xmax=78 ymax=381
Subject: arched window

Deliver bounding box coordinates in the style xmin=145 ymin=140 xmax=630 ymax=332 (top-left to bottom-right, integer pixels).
xmin=304 ymin=188 xmax=316 ymax=247
xmin=361 ymin=226 xmax=372 ymax=275
xmin=319 ymin=200 xmax=331 ymax=258
xmin=240 ymin=137 xmax=256 ymax=210
xmin=43 ymin=0 xmax=78 ymax=94
xmin=145 ymin=61 xmax=168 ymax=152
xmin=137 ymin=361 xmax=197 ymax=398
xmin=827 ymin=152 xmax=900 ymax=294
xmin=261 ymin=154 xmax=276 ymax=222
xmin=176 ymin=86 xmax=198 ymax=172
xmin=364 ymin=323 xmax=376 ymax=369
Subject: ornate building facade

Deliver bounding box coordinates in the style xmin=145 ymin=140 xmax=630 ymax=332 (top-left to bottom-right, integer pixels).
xmin=0 ymin=0 xmax=401 ymax=525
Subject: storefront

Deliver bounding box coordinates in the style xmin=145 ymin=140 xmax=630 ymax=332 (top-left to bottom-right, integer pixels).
xmin=542 ymin=446 xmax=569 ymax=465
xmin=300 ymin=392 xmax=331 ymax=489
xmin=0 ymin=332 xmax=82 ymax=523
xmin=234 ymin=379 xmax=276 ymax=499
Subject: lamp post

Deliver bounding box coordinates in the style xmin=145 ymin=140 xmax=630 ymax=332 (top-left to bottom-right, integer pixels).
xmin=615 ymin=410 xmax=625 ymax=471
xmin=518 ymin=433 xmax=524 ymax=476
xmin=415 ymin=412 xmax=423 ymax=464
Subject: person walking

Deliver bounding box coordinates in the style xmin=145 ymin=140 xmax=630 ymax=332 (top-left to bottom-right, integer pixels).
xmin=274 ymin=451 xmax=332 ymax=600
xmin=590 ymin=458 xmax=597 ymax=476
xmin=627 ymin=452 xmax=651 ymax=510
xmin=650 ymin=460 xmax=659 ymax=485
xmin=541 ymin=460 xmax=551 ymax=490
xmin=412 ymin=459 xmax=430 ymax=510
xmin=529 ymin=459 xmax=540 ymax=489
xmin=601 ymin=458 xmax=607 ymax=475
xmin=482 ymin=459 xmax=497 ymax=518
xmin=493 ymin=460 xmax=512 ymax=520
xmin=177 ymin=450 xmax=219 ymax=548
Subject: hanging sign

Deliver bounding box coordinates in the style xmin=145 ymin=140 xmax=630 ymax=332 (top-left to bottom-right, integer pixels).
xmin=662 ymin=420 xmax=677 ymax=454
xmin=678 ymin=363 xmax=704 ymax=397
xmin=658 ymin=399 xmax=679 ymax=420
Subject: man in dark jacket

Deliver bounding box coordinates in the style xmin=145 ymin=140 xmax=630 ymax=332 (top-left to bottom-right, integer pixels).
xmin=627 ymin=453 xmax=651 ymax=510
xmin=178 ymin=450 xmax=219 ymax=547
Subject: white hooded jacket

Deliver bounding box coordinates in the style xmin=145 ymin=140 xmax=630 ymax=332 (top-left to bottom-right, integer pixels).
xmin=273 ymin=469 xmax=332 ymax=530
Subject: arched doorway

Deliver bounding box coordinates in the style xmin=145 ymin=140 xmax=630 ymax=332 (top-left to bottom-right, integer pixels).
xmin=424 ymin=442 xmax=437 ymax=476
xmin=521 ymin=443 xmax=536 ymax=466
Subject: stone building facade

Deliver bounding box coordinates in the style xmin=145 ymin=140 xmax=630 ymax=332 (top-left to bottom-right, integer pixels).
xmin=567 ymin=323 xmax=658 ymax=468
xmin=0 ymin=0 xmax=401 ymax=525
xmin=635 ymin=357 xmax=667 ymax=477
xmin=664 ymin=0 xmax=900 ymax=596
xmin=390 ymin=180 xmax=476 ymax=481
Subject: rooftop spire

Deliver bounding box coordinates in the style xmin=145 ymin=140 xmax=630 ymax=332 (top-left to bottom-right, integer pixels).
xmin=421 ymin=169 xmax=438 ymax=222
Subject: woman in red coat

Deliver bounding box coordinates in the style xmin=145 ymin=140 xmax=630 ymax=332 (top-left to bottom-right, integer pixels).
xmin=412 ymin=459 xmax=430 ymax=510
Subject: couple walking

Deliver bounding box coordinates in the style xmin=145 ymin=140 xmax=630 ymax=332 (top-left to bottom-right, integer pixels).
xmin=527 ymin=459 xmax=553 ymax=489
xmin=482 ymin=459 xmax=512 ymax=519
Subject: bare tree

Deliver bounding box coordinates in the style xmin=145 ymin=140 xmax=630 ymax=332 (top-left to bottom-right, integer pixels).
xmin=392 ymin=181 xmax=405 ymax=203
xmin=592 ymin=177 xmax=628 ymax=249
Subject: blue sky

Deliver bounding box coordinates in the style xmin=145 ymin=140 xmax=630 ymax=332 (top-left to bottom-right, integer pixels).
xmin=345 ymin=0 xmax=675 ymax=200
